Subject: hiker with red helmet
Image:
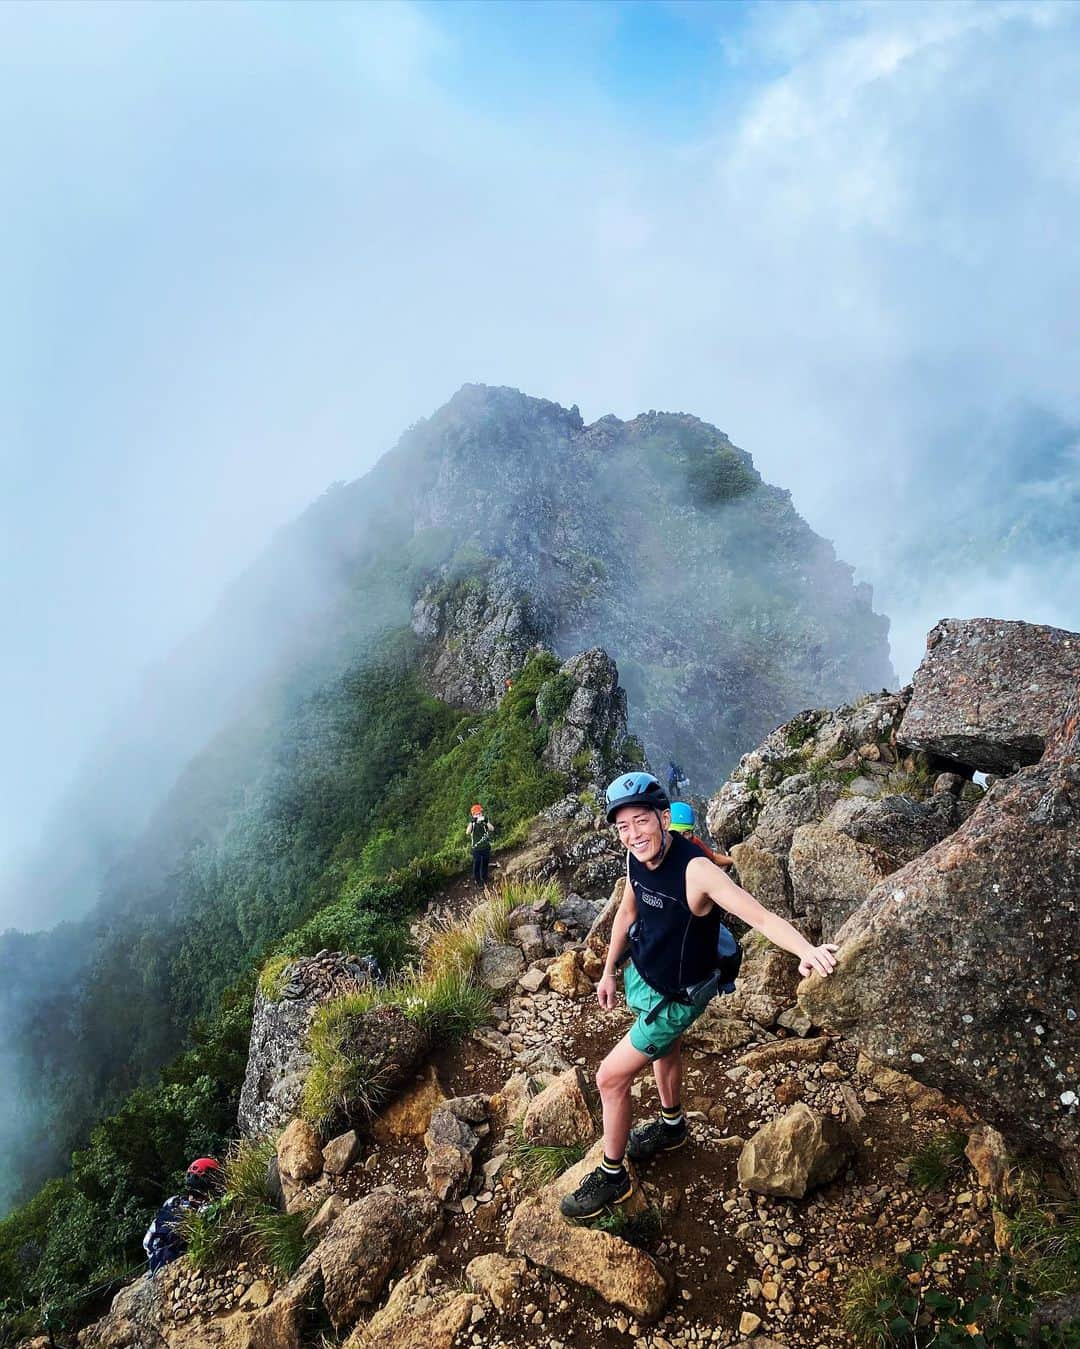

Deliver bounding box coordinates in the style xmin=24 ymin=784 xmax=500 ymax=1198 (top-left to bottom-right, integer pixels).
xmin=142 ymin=1158 xmax=223 ymax=1272
xmin=465 ymin=804 xmax=495 ymax=888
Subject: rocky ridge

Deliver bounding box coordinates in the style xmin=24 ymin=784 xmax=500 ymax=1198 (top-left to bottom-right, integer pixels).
xmin=56 ymin=618 xmax=1078 ymax=1349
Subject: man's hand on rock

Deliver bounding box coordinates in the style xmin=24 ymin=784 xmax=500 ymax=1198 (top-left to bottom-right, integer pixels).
xmin=798 ymin=944 xmax=839 ymax=978
xmin=596 ymin=972 xmax=618 ymax=1010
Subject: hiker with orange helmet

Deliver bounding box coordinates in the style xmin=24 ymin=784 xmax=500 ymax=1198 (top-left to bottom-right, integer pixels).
xmin=143 ymin=1158 xmax=224 ymax=1273
xmin=466 ymin=804 xmax=495 ymax=888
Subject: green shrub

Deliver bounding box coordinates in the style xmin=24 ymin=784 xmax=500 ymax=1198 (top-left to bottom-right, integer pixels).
xmin=302 ymin=989 xmax=386 ymax=1129
xmin=842 ymin=1265 xmax=909 ymax=1348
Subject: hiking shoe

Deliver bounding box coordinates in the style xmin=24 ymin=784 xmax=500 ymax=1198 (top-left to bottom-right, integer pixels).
xmin=558 ymin=1166 xmax=634 ymax=1220
xmin=626 ymin=1117 xmax=688 ymax=1163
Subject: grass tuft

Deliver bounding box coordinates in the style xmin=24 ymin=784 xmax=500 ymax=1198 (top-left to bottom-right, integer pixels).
xmin=906 ymin=1129 xmax=968 ymax=1190
xmin=841 ymin=1265 xmax=907 ymax=1348
xmin=1007 ymin=1184 xmax=1080 ymax=1298
xmin=245 ymin=1208 xmax=313 ymax=1278
xmin=586 ymin=1203 xmax=662 ymax=1248
xmin=508 ymin=1119 xmax=586 ymax=1192
xmin=302 ymin=988 xmax=388 ymax=1128
xmin=257 ymin=955 xmax=293 ymax=1002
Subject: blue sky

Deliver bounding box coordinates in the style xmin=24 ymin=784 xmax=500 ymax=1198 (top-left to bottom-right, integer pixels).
xmin=2 ymin=0 xmax=1080 ymax=913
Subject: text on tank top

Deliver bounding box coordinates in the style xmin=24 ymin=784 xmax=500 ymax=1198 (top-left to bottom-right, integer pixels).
xmin=627 ymin=831 xmax=723 ymax=998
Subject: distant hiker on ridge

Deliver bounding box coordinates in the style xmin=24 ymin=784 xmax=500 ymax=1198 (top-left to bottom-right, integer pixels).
xmin=667 ymin=760 xmax=686 ymax=797
xmin=560 ymin=772 xmax=838 ymax=1220
xmin=143 ymin=1158 xmax=224 ymax=1273
xmin=668 ymin=800 xmax=733 ymax=867
xmin=466 ymin=804 xmax=495 ymax=888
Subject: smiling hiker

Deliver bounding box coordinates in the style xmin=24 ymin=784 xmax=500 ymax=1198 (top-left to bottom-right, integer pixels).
xmin=466 ymin=803 xmax=495 ymax=888
xmin=560 ymin=771 xmax=839 ymax=1220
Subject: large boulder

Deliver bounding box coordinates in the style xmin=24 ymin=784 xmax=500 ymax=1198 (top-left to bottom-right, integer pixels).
xmin=344 ymin=1255 xmax=480 ymax=1349
xmin=505 ymin=1144 xmax=669 ymax=1321
xmin=477 ymin=944 xmax=524 ymax=992
xmin=80 ymin=1270 xmax=174 ymax=1348
xmin=898 ymin=618 xmax=1080 ymax=773
xmin=521 ymin=1066 xmax=597 ymax=1147
xmin=238 ymin=988 xmax=318 ymax=1141
xmin=315 ymin=1186 xmax=443 ymax=1331
xmin=788 ymin=823 xmax=896 ymax=943
xmin=726 ymin=934 xmax=802 ymax=1027
xmin=800 ymin=694 xmax=1080 ymax=1184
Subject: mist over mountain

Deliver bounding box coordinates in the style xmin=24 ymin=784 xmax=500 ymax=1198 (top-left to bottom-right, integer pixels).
xmin=0 ymin=384 xmax=891 ymax=1214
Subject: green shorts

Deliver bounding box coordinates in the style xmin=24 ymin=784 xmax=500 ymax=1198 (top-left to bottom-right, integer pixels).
xmin=624 ymin=961 xmax=707 ymax=1060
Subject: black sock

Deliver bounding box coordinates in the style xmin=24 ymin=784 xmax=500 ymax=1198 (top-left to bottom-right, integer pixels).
xmin=661 ymin=1103 xmax=684 ymax=1129
xmin=600 ymin=1152 xmax=627 ymax=1178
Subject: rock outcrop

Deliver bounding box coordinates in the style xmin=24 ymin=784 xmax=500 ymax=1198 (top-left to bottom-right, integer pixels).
xmin=800 ymin=692 xmax=1080 ymax=1183
xmin=240 ymin=984 xmax=428 ymax=1139
xmin=737 ymin=1102 xmax=853 ymax=1198
xmin=506 ymin=1144 xmax=670 ymax=1321
xmin=705 ymin=689 xmax=978 ymax=947
xmin=898 ymin=618 xmax=1080 ymax=773
xmin=344 ymin=1255 xmax=480 ymax=1349
xmin=238 ymin=952 xmax=381 ymax=1139
xmin=541 ymin=647 xmax=637 ymax=790
xmin=410 ymin=577 xmax=550 ymax=712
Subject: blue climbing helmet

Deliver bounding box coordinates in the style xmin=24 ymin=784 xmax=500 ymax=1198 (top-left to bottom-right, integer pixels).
xmin=604 ymin=772 xmax=670 ymax=823
xmin=669 ymin=801 xmax=694 ymax=833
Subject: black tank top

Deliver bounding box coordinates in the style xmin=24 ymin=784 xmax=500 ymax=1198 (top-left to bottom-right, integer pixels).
xmin=628 ymin=831 xmax=723 ymax=998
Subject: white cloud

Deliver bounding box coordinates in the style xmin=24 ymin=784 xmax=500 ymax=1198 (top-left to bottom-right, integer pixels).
xmin=4 ymin=0 xmax=1080 ymax=893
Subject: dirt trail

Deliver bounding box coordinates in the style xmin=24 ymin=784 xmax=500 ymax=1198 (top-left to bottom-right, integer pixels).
xmin=338 ymin=904 xmax=998 ymax=1349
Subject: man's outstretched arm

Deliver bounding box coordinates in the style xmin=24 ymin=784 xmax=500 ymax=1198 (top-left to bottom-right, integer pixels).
xmin=688 ymin=857 xmax=838 ymax=978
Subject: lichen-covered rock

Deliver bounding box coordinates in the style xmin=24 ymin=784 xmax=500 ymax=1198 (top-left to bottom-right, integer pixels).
xmin=898 ymin=618 xmax=1080 ymax=773
xmin=477 ymin=943 xmax=524 ymax=992
xmin=788 ymin=824 xmax=895 ymax=943
xmin=729 ymin=840 xmax=792 ymax=920
xmin=238 ymin=990 xmax=317 ymax=1141
xmin=800 ymin=694 xmax=1080 ymax=1183
xmin=238 ymin=954 xmax=385 ymax=1140
xmin=737 ymin=1102 xmax=853 ymax=1198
